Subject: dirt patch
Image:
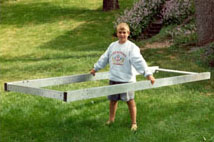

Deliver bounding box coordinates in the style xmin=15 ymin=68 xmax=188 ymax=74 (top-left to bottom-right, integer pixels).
xmin=140 ymin=40 xmax=172 ymax=51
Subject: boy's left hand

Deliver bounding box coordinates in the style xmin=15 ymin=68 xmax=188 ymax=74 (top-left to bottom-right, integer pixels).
xmin=147 ymin=75 xmax=155 ymax=85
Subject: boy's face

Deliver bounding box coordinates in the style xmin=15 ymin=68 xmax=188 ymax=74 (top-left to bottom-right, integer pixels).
xmin=117 ymin=29 xmax=130 ymax=44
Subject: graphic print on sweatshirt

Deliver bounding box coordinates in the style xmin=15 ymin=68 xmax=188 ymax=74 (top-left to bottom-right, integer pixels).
xmin=111 ymin=51 xmax=127 ymax=65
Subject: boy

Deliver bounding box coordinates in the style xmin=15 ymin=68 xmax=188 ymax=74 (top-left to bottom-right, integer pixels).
xmin=90 ymin=23 xmax=155 ymax=131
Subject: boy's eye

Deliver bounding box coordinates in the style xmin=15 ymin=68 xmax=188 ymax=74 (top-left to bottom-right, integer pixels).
xmin=119 ymin=31 xmax=126 ymax=34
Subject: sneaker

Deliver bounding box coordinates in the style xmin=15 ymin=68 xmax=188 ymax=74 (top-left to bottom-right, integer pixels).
xmin=131 ymin=123 xmax=137 ymax=131
xmin=106 ymin=120 xmax=114 ymax=125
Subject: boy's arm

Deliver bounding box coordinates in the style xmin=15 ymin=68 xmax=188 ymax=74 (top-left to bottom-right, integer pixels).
xmin=130 ymin=46 xmax=151 ymax=76
xmin=90 ymin=47 xmax=110 ymax=76
xmin=130 ymin=46 xmax=155 ymax=84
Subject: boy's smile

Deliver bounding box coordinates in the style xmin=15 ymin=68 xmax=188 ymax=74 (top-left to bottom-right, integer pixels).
xmin=117 ymin=29 xmax=130 ymax=44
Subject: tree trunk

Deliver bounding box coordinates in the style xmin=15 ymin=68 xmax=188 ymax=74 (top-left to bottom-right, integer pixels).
xmin=103 ymin=0 xmax=119 ymax=11
xmin=195 ymin=0 xmax=214 ymax=46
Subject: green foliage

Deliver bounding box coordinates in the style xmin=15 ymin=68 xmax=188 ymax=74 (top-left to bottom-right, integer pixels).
xmin=162 ymin=0 xmax=195 ymax=25
xmin=166 ymin=21 xmax=197 ymax=46
xmin=191 ymin=42 xmax=214 ymax=68
xmin=115 ymin=0 xmax=164 ymax=38
xmin=115 ymin=0 xmax=195 ymax=38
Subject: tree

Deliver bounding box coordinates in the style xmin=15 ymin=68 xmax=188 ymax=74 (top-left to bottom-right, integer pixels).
xmin=103 ymin=0 xmax=119 ymax=11
xmin=195 ymin=0 xmax=214 ymax=46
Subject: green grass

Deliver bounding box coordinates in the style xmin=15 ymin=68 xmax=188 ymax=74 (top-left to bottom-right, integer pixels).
xmin=1 ymin=0 xmax=214 ymax=142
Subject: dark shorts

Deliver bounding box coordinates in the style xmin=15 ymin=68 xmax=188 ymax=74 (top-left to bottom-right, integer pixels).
xmin=108 ymin=80 xmax=135 ymax=102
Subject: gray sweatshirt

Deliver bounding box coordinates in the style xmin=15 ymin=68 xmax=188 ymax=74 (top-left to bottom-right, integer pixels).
xmin=94 ymin=40 xmax=152 ymax=82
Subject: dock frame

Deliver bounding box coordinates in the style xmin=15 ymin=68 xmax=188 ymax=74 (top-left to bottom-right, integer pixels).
xmin=4 ymin=66 xmax=210 ymax=102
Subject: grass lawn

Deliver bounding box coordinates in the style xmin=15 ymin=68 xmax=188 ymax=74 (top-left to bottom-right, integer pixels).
xmin=1 ymin=0 xmax=214 ymax=142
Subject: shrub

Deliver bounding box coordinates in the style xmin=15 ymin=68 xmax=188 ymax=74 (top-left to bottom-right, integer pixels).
xmin=115 ymin=0 xmax=194 ymax=38
xmin=115 ymin=0 xmax=164 ymax=38
xmin=161 ymin=0 xmax=195 ymax=25
xmin=168 ymin=22 xmax=196 ymax=41
xmin=192 ymin=42 xmax=214 ymax=68
xmin=203 ymin=43 xmax=214 ymax=67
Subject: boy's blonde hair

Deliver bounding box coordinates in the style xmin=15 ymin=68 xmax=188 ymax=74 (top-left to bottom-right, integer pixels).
xmin=116 ymin=23 xmax=130 ymax=32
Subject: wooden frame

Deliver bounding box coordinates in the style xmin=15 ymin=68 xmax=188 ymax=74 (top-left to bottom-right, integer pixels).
xmin=4 ymin=66 xmax=210 ymax=102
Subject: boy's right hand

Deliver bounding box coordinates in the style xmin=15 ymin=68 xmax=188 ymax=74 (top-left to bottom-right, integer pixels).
xmin=90 ymin=69 xmax=96 ymax=76
xmin=147 ymin=75 xmax=155 ymax=85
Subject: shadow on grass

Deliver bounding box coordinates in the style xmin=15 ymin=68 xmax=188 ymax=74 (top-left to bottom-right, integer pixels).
xmin=0 ymin=2 xmax=103 ymax=26
xmin=0 ymin=52 xmax=99 ymax=62
xmin=1 ymin=1 xmax=117 ymax=57
xmin=0 ymin=95 xmax=109 ymax=141
xmin=3 ymin=88 xmax=214 ymax=142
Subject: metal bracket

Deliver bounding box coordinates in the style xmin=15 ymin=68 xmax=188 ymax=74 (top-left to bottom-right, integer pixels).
xmin=4 ymin=83 xmax=8 ymax=91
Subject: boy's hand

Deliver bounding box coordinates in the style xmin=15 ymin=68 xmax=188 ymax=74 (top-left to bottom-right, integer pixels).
xmin=90 ymin=69 xmax=96 ymax=76
xmin=147 ymin=75 xmax=155 ymax=85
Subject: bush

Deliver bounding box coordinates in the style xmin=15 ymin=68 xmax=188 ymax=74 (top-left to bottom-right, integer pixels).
xmin=191 ymin=43 xmax=214 ymax=68
xmin=161 ymin=0 xmax=195 ymax=25
xmin=168 ymin=22 xmax=196 ymax=44
xmin=115 ymin=0 xmax=194 ymax=38
xmin=115 ymin=0 xmax=164 ymax=38
xmin=203 ymin=43 xmax=214 ymax=67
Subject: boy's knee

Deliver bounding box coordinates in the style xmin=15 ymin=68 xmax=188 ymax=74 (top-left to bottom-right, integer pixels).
xmin=127 ymin=99 xmax=136 ymax=106
xmin=110 ymin=100 xmax=118 ymax=104
xmin=127 ymin=99 xmax=134 ymax=103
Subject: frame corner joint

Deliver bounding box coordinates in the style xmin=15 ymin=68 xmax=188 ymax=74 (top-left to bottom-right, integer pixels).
xmin=4 ymin=83 xmax=8 ymax=92
xmin=63 ymin=92 xmax=67 ymax=102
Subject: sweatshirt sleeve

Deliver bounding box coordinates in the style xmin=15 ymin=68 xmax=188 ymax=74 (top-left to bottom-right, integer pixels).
xmin=130 ymin=45 xmax=152 ymax=77
xmin=93 ymin=47 xmax=110 ymax=71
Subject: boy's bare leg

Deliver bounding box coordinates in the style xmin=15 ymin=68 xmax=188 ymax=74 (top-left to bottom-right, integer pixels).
xmin=127 ymin=99 xmax=137 ymax=131
xmin=107 ymin=100 xmax=118 ymax=124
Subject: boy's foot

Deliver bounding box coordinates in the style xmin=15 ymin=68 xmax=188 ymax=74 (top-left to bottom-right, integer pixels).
xmin=131 ymin=123 xmax=137 ymax=131
xmin=106 ymin=120 xmax=114 ymax=125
